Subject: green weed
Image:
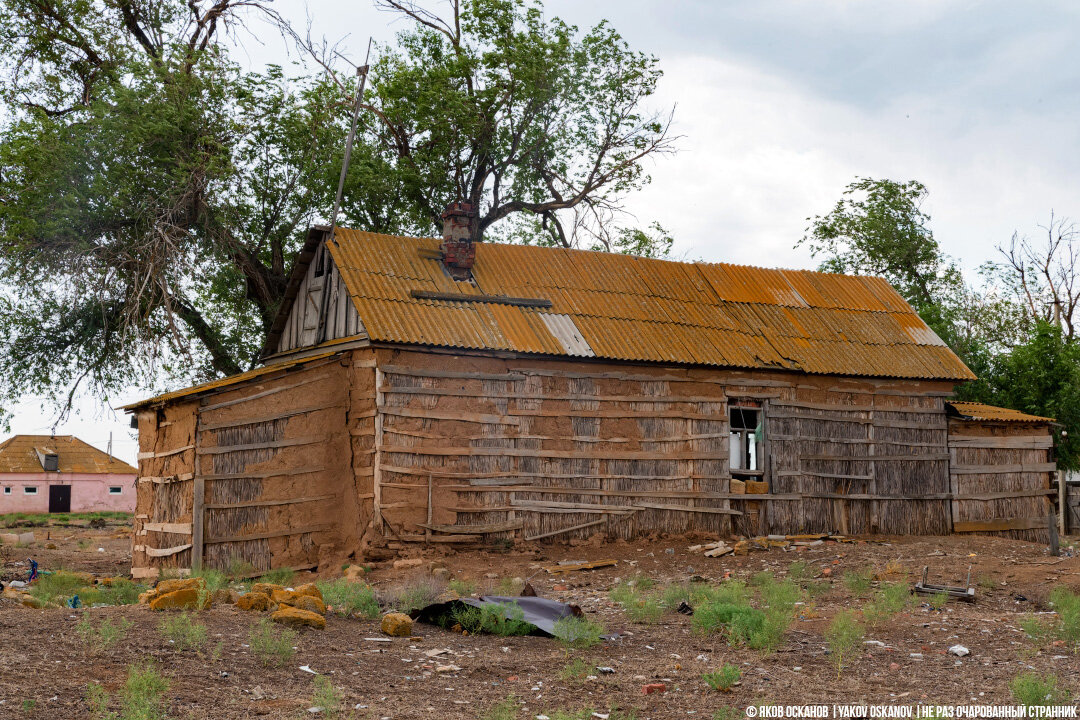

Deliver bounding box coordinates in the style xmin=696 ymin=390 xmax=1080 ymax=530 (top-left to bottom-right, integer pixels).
xmin=81 ymin=579 xmax=145 ymax=606
xmin=660 ymin=583 xmax=692 ymax=610
xmin=449 ymin=578 xmax=477 ymax=596
xmin=249 ymin=618 xmax=297 ymax=667
xmin=317 ymin=578 xmax=380 ymax=618
xmin=863 ymin=582 xmax=911 ymax=626
xmin=77 ymin=616 xmax=133 ymax=653
xmin=1010 ymin=671 xmax=1069 ymax=709
xmin=703 ymin=663 xmax=741 ymax=692
xmin=842 ymin=568 xmax=873 ymax=596
xmin=553 ymin=616 xmax=605 ymax=651
xmin=386 ymin=578 xmax=443 ymax=614
xmin=787 ymin=561 xmax=810 ymax=584
xmin=159 ymin=612 xmax=207 ymax=651
xmin=1049 ymin=587 xmax=1080 ymax=650
xmin=927 ymin=592 xmax=949 ymax=610
xmin=479 ymin=695 xmax=519 ymax=720
xmin=559 ymin=657 xmax=592 ymax=684
xmin=714 ymin=708 xmax=742 ymax=720
xmin=451 ymin=602 xmax=535 ymax=637
xmin=88 ymin=663 xmax=170 ymax=720
xmin=28 ymin=570 xmax=90 ymax=606
xmin=311 ymin=675 xmax=348 ymax=719
xmin=1020 ymin=615 xmax=1051 ymax=642
xmin=825 ymin=610 xmax=865 ymax=677
xmin=256 ymin=568 xmax=295 ymax=586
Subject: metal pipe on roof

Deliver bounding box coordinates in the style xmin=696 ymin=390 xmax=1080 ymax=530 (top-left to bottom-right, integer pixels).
xmin=329 ymin=37 xmax=373 ymax=246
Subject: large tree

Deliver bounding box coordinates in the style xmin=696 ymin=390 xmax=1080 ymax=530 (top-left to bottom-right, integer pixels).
xmin=0 ymin=0 xmax=673 ymax=427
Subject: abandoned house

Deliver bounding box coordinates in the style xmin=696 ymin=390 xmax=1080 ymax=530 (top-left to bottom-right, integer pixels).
xmin=0 ymin=435 xmax=137 ymax=514
xmin=124 ymin=204 xmax=1060 ymax=577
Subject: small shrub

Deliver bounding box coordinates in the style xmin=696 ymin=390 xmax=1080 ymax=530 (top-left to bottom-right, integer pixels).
xmin=559 ymin=657 xmax=592 ymax=684
xmin=609 ymin=581 xmax=637 ymax=606
xmin=553 ymin=616 xmax=605 ymax=650
xmin=226 ymin=558 xmax=258 ymax=579
xmin=625 ymin=596 xmax=664 ymax=624
xmin=1010 ymin=671 xmax=1068 ymax=708
xmin=386 ymin=577 xmax=443 ymax=614
xmin=451 ymin=602 xmax=534 ymax=637
xmin=449 ymin=578 xmax=477 ymax=596
xmin=249 ymin=618 xmax=297 ymax=667
xmin=257 ymin=568 xmax=295 ymax=586
xmin=692 ymin=580 xmax=750 ymax=607
xmin=714 ymin=708 xmax=742 ymax=720
xmin=81 ymin=579 xmax=145 ymax=607
xmin=86 ymin=683 xmax=111 ymax=719
xmin=927 ymin=592 xmax=949 ymax=610
xmin=121 ymin=663 xmax=169 ymax=720
xmin=842 ymin=568 xmax=873 ymax=596
xmin=758 ymin=578 xmax=802 ymax=617
xmin=77 ymin=616 xmax=133 ymax=653
xmin=159 ymin=612 xmax=207 ymax=651
xmin=1049 ymin=587 xmax=1080 ymax=649
xmin=826 ymin=610 xmax=865 ymax=676
xmin=630 ymin=574 xmax=656 ymax=592
xmin=479 ymin=694 xmax=519 ymax=720
xmin=312 ymin=676 xmax=346 ymax=719
xmin=28 ymin=571 xmax=89 ymax=606
xmin=660 ymin=583 xmax=692 ymax=610
xmin=317 ymin=578 xmax=380 ymax=618
xmin=978 ymin=573 xmax=998 ymax=590
xmin=493 ymin=577 xmax=519 ymax=596
xmin=863 ymin=582 xmax=911 ymax=626
xmin=703 ymin=663 xmax=741 ymax=692
xmin=786 ymin=561 xmax=810 ymax=584
xmin=1020 ymin=614 xmax=1051 ymax=642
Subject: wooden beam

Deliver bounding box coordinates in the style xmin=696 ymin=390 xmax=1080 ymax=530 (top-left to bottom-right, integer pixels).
xmin=524 ymin=518 xmax=609 ymax=541
xmin=194 ymin=466 xmax=326 ymax=481
xmin=204 ymin=523 xmax=333 ymax=544
xmin=198 ymin=374 xmax=329 ymax=412
xmin=410 ymin=289 xmax=553 ymax=308
xmin=197 ymin=403 xmax=346 ymax=431
xmin=417 ymin=521 xmax=523 ymax=534
xmin=138 ymin=473 xmax=195 ymax=484
xmin=143 ymin=522 xmax=192 ymax=534
xmin=948 ymin=435 xmax=1053 ymax=449
xmin=203 ymin=494 xmax=335 ymax=510
xmin=137 ymin=445 xmax=194 ymax=460
xmin=378 ymin=445 xmax=730 ymax=461
xmin=135 ymin=543 xmax=193 ymax=558
xmin=953 ymin=517 xmax=1049 ymax=532
xmin=196 ymin=436 xmax=323 ymax=455
xmin=191 ymin=476 xmax=205 ymax=571
xmin=950 ymin=463 xmax=1057 ymax=475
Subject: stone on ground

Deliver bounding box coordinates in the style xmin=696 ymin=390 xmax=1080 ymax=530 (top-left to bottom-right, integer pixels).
xmin=284 ymin=594 xmax=326 ymax=616
xmin=250 ymin=582 xmax=284 ymax=596
xmin=295 ymin=582 xmax=323 ymax=602
xmin=148 ymin=587 xmax=211 ymax=611
xmin=381 ymin=612 xmax=413 ymax=637
xmin=139 ymin=576 xmax=207 ymax=606
xmin=271 ymin=606 xmax=326 ymax=630
xmin=237 ymin=592 xmax=271 ymax=612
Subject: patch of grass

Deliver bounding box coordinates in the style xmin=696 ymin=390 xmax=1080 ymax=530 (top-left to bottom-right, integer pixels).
xmin=451 ymin=602 xmax=535 ymax=636
xmin=977 ymin=573 xmax=998 ymax=590
xmin=629 ymin=573 xmax=656 ymax=592
xmin=159 ymin=612 xmax=207 ymax=651
xmin=703 ymin=663 xmax=741 ymax=692
xmin=311 ymin=676 xmax=348 ymax=719
xmin=691 ymin=578 xmax=798 ymax=652
xmin=825 ymin=610 xmax=865 ymax=677
xmin=81 ymin=579 xmax=145 ymax=607
xmin=256 ymin=568 xmax=295 ymax=587
xmin=121 ymin=663 xmax=169 ymax=720
xmin=1 ymin=511 xmax=130 ymax=528
xmin=1020 ymin=614 xmax=1051 ymax=643
xmin=863 ymin=582 xmax=911 ymax=627
xmin=660 ymin=583 xmax=692 ymax=610
xmin=926 ymin=591 xmax=949 ymax=610
xmin=386 ymin=577 xmax=443 ymax=614
xmin=27 ymin=570 xmax=90 ymax=606
xmin=86 ymin=683 xmax=110 ymax=719
xmin=492 ymin=577 xmax=520 ymax=596
xmin=842 ymin=568 xmax=874 ymax=596
xmin=1010 ymin=671 xmax=1068 ymax=709
xmin=449 ymin=578 xmax=477 ymax=596
xmin=714 ymin=708 xmax=742 ymax=720
xmin=77 ymin=616 xmax=133 ymax=653
xmin=317 ymin=578 xmax=380 ymax=618
xmin=553 ymin=616 xmax=605 ymax=651
xmin=750 ymin=571 xmax=774 ymax=587
xmin=786 ymin=561 xmax=810 ymax=584
xmin=226 ymin=558 xmax=258 ymax=579
xmin=559 ymin=657 xmax=592 ymax=684
xmin=190 ymin=567 xmax=229 ymax=595
xmin=21 ymin=699 xmax=35 ymax=712
xmin=249 ymin=618 xmax=297 ymax=667
xmin=609 ymin=581 xmax=664 ymax=624
xmin=1049 ymin=586 xmax=1080 ymax=650
xmin=479 ymin=694 xmax=519 ymax=720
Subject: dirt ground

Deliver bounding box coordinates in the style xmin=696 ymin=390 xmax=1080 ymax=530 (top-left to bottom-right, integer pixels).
xmin=1 ymin=518 xmax=1079 ymax=719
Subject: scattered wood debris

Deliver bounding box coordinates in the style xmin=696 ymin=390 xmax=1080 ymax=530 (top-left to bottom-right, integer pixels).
xmin=689 ymin=533 xmax=851 ymax=556
xmin=542 ymin=559 xmax=617 ymax=574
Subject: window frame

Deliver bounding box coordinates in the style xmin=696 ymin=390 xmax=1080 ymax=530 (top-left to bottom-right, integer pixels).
xmin=108 ymin=486 xmax=123 ymax=495
xmin=23 ymin=486 xmax=38 ymax=495
xmin=728 ymin=400 xmax=766 ymax=480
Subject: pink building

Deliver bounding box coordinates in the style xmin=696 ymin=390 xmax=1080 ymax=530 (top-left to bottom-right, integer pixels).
xmin=0 ymin=435 xmax=136 ymax=514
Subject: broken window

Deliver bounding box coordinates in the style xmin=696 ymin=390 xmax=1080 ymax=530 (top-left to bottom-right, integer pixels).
xmin=729 ymin=403 xmax=764 ymax=476
xmin=313 ymin=246 xmax=327 ymax=278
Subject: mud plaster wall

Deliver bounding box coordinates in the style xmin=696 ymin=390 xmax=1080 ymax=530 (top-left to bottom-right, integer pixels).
xmin=947 ymin=419 xmax=1055 ymax=542
xmin=133 ymin=355 xmax=366 ymax=576
xmin=369 ymin=347 xmax=958 ymax=542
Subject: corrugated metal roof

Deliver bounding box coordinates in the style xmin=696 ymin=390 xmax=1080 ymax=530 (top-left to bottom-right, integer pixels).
xmin=122 ymin=350 xmax=342 ymax=410
xmin=946 ymin=401 xmax=1054 ymax=424
xmin=0 ymin=435 xmax=137 ymax=474
xmin=325 ymin=229 xmax=975 ymax=381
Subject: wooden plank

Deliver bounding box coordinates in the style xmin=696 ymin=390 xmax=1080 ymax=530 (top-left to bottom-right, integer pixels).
xmin=634 ymin=502 xmax=742 ymax=515
xmin=511 ymin=499 xmax=638 ymax=513
xmin=771 ymin=400 xmax=876 ymax=413
xmin=394 ymin=534 xmax=483 ymax=543
xmin=204 ymin=523 xmax=333 ymax=544
xmin=950 ymin=463 xmax=1057 ymax=475
xmin=194 ymin=466 xmax=326 ymax=481
xmin=198 ymin=374 xmax=328 ymax=412
xmin=524 ymin=518 xmax=609 ymax=541
xmin=381 ymin=427 xmax=729 ymax=444
xmin=138 ymin=445 xmax=194 ymax=460
xmin=778 ymin=470 xmax=873 ymax=481
xmin=138 ymin=473 xmax=195 ymax=484
xmin=953 ymin=517 xmax=1049 ymax=532
xmin=800 ymin=454 xmax=949 ymax=462
xmin=191 ymin=476 xmax=205 ymax=571
xmin=378 ymin=385 xmax=725 ymax=404
xmin=380 ymin=365 xmax=526 ymax=382
xmin=135 ymin=543 xmax=193 ymax=558
xmin=417 ymin=521 xmax=523 ymax=534
xmin=410 ymin=289 xmax=553 ymax=307
xmin=196 ymin=436 xmax=323 ymax=455
xmin=143 ymin=522 xmax=192 ymax=534
xmin=381 ymin=407 xmax=520 ymax=426
xmin=947 ymin=435 xmax=1053 ymax=449
xmin=378 ymin=445 xmax=727 ymax=461
xmin=204 ymin=494 xmax=335 ymax=510
xmin=374 ymin=366 xmax=385 ymax=533
xmin=381 ymin=465 xmax=731 ymax=481
xmin=197 ymin=403 xmax=345 ymax=431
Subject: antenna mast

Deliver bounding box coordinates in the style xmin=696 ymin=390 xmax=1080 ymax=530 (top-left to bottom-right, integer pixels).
xmin=329 ymin=37 xmax=373 ymax=245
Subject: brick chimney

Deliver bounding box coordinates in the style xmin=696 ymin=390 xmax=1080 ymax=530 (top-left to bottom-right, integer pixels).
xmin=441 ymin=201 xmax=479 ymax=279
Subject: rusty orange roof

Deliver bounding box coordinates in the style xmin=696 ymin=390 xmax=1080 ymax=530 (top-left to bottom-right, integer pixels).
xmin=0 ymin=435 xmax=137 ymax=474
xmin=322 ymin=229 xmax=974 ymax=381
xmin=946 ymin=401 xmax=1054 ymax=423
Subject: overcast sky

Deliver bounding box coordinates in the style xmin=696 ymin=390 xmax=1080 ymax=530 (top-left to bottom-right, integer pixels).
xmin=9 ymin=0 xmax=1080 ymax=464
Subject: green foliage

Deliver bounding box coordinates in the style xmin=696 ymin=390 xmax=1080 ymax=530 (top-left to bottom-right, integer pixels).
xmin=825 ymin=610 xmax=865 ymax=676
xmin=0 ymin=511 xmax=130 ymax=528
xmin=1020 ymin=615 xmax=1051 ymax=643
xmin=552 ymin=616 xmax=605 ymax=650
xmin=1010 ymin=672 xmax=1069 ymax=709
xmin=1049 ymin=586 xmax=1080 ymax=649
xmin=842 ymin=568 xmax=874 ymax=596
xmin=660 ymin=583 xmax=693 ymax=610
xmin=81 ymin=579 xmax=145 ymax=607
xmin=451 ymin=602 xmax=535 ymax=637
xmin=927 ymin=592 xmax=949 ymax=610
xmin=559 ymin=657 xmax=592 ymax=684
xmin=77 ymin=616 xmax=133 ymax=653
xmin=479 ymin=695 xmax=520 ymax=720
xmin=786 ymin=561 xmax=810 ymax=584
xmin=387 ymin=578 xmax=443 ymax=614
xmin=89 ymin=663 xmax=170 ymax=720
xmin=703 ymin=664 xmax=741 ymax=692
xmin=311 ymin=676 xmax=347 ymax=719
xmin=449 ymin=578 xmax=478 ymax=596
xmin=257 ymin=568 xmax=295 ymax=587
xmin=714 ymin=708 xmax=743 ymax=720
xmin=159 ymin=612 xmax=206 ymax=651
xmin=692 ymin=578 xmax=800 ymax=652
xmin=0 ymin=0 xmax=673 ymax=427
xmin=317 ymin=578 xmax=380 ymax=619
xmin=28 ymin=571 xmax=90 ymax=606
xmin=249 ymin=618 xmax=297 ymax=668
xmin=863 ymin=582 xmax=911 ymax=627
xmin=609 ymin=581 xmax=663 ymax=624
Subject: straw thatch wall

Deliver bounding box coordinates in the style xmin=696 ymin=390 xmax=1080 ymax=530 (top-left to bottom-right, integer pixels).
xmin=947 ymin=419 xmax=1055 ymax=542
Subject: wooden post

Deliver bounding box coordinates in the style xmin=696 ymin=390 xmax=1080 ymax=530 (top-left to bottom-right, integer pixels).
xmin=426 ymin=473 xmax=433 ymax=545
xmin=192 ymin=476 xmax=205 ymax=571
xmin=373 ymin=366 xmax=385 ymax=534
xmin=1048 ymin=513 xmax=1059 ymax=557
xmin=1058 ymin=469 xmax=1067 ymax=537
